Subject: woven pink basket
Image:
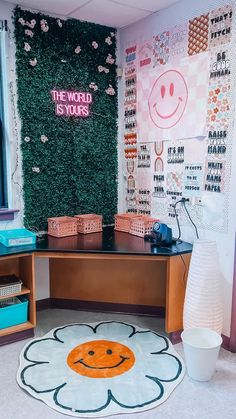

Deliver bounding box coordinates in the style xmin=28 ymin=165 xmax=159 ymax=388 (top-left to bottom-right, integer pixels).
xmin=75 ymin=214 xmax=103 ymax=234
xmin=129 ymin=216 xmax=159 ymax=237
xmin=115 ymin=214 xmax=141 ymax=233
xmin=48 ymin=216 xmax=78 ymax=238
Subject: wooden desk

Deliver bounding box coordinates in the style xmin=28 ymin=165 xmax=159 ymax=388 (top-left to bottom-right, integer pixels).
xmin=0 ymin=227 xmax=192 ymax=345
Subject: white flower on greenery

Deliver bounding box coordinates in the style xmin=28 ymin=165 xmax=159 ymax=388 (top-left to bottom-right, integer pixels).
xmin=24 ymin=42 xmax=31 ymax=52
xmin=18 ymin=18 xmax=25 ymax=26
xmin=98 ymin=65 xmax=109 ymax=73
xmin=41 ymin=135 xmax=48 ymax=143
xmin=29 ymin=19 xmax=36 ymax=28
xmin=24 ymin=136 xmax=31 ymax=142
xmin=106 ymin=53 xmax=115 ymax=64
xmin=89 ymin=82 xmax=98 ymax=91
xmin=25 ymin=29 xmax=34 ymax=38
xmin=57 ymin=19 xmax=63 ymax=28
xmin=92 ymin=41 xmax=98 ymax=49
xmin=32 ymin=167 xmax=40 ymax=173
xmin=105 ymin=36 xmax=112 ymax=45
xmin=26 ymin=20 xmax=36 ymax=29
xmin=110 ymin=31 xmax=115 ymax=37
xmin=17 ymin=321 xmax=184 ymax=416
xmin=29 ymin=58 xmax=37 ymax=67
xmin=105 ymin=84 xmax=116 ymax=95
xmin=75 ymin=45 xmax=81 ymax=54
xmin=40 ymin=19 xmax=49 ymax=32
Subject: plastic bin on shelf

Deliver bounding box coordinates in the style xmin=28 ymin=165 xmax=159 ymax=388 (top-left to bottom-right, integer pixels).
xmin=0 ymin=297 xmax=29 ymax=329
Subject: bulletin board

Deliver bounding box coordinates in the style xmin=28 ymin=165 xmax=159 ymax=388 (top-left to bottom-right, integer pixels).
xmin=122 ymin=3 xmax=235 ymax=233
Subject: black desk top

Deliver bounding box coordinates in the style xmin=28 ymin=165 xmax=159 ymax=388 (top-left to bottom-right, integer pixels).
xmin=0 ymin=226 xmax=192 ymax=258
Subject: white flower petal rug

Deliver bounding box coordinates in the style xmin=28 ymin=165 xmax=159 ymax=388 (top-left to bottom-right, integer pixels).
xmin=17 ymin=321 xmax=185 ymax=417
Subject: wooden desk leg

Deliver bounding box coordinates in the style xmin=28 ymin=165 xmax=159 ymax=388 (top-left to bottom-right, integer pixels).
xmin=165 ymin=253 xmax=191 ymax=333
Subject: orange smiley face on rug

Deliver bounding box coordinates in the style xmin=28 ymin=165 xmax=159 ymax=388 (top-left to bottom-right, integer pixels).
xmin=67 ymin=340 xmax=135 ymax=378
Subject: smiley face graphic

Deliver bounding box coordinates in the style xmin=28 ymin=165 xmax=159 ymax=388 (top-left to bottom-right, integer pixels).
xmin=148 ymin=70 xmax=188 ymax=129
xmin=67 ymin=339 xmax=135 ymax=378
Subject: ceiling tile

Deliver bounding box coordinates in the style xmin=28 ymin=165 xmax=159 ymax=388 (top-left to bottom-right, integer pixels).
xmin=70 ymin=0 xmax=150 ymax=28
xmin=108 ymin=0 xmax=181 ymax=13
xmin=7 ymin=0 xmax=91 ymax=16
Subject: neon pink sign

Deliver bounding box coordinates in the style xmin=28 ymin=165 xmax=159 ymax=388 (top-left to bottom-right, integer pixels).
xmin=51 ymin=90 xmax=92 ymax=117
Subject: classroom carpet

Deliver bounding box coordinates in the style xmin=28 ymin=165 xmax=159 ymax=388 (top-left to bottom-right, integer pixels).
xmin=17 ymin=320 xmax=184 ymax=417
xmin=0 ymin=309 xmax=235 ymax=419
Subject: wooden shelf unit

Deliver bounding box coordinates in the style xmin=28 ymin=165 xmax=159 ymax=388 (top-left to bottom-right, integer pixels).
xmin=0 ymin=285 xmax=30 ymax=301
xmin=0 ymin=253 xmax=36 ymax=343
xmin=0 ymin=321 xmax=34 ymax=337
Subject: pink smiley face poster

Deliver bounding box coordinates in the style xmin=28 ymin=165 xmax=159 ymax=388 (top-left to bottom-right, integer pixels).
xmin=137 ymin=52 xmax=209 ymax=142
xmin=148 ymin=69 xmax=188 ymax=129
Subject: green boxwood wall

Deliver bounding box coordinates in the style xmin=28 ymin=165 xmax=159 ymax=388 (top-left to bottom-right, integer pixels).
xmin=13 ymin=7 xmax=118 ymax=231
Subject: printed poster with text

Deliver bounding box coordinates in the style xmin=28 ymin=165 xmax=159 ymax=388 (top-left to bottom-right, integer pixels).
xmin=137 ymin=52 xmax=209 ymax=142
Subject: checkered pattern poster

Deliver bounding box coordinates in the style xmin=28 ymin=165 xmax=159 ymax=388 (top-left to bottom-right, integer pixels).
xmin=137 ymin=52 xmax=209 ymax=142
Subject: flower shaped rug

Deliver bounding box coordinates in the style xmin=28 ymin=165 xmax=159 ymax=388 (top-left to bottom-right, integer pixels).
xmin=17 ymin=321 xmax=185 ymax=417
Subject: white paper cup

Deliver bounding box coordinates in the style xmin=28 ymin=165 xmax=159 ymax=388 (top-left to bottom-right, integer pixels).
xmin=181 ymin=327 xmax=222 ymax=381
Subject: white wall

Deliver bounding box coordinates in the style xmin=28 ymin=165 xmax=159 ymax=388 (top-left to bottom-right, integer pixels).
xmin=119 ymin=0 xmax=236 ymax=336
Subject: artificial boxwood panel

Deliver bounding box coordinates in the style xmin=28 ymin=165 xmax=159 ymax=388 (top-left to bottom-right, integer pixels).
xmin=13 ymin=7 xmax=118 ymax=231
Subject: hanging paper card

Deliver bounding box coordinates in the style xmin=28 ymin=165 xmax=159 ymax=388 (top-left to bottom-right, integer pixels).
xmin=126 ymin=174 xmax=137 ymax=214
xmin=125 ymin=44 xmax=137 ymax=77
xmin=188 ymin=14 xmax=209 ymax=56
xmin=137 ymin=143 xmax=151 ymax=168
xmin=137 ymin=52 xmax=209 ymax=142
xmin=209 ymin=46 xmax=231 ymax=81
xmin=137 ymin=40 xmax=153 ymax=71
xmin=169 ymin=23 xmax=188 ymax=61
xmin=207 ymin=128 xmax=227 ymax=157
xmin=166 ymin=171 xmax=183 ymax=197
xmin=153 ymin=31 xmax=170 ymax=67
xmin=207 ymin=81 xmax=231 ymax=126
xmin=209 ymin=5 xmax=233 ymax=48
xmin=204 ymin=160 xmax=225 ymax=193
xmin=136 ymin=172 xmax=152 ymax=216
xmin=184 ymin=164 xmax=203 ymax=196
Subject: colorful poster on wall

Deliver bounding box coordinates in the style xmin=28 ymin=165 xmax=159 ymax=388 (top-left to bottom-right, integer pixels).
xmin=209 ymin=5 xmax=233 ymax=48
xmin=125 ymin=44 xmax=137 ymax=77
xmin=188 ymin=14 xmax=209 ymax=56
xmin=206 ymin=80 xmax=231 ymax=127
xmin=137 ymin=52 xmax=209 ymax=142
xmin=153 ymin=31 xmax=170 ymax=67
xmin=169 ymin=23 xmax=188 ymax=61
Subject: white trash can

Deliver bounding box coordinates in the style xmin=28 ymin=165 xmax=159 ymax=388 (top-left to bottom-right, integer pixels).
xmin=181 ymin=327 xmax=222 ymax=381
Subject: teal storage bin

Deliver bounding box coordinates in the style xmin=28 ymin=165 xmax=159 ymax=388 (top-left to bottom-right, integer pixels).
xmin=0 ymin=297 xmax=28 ymax=329
xmin=0 ymin=229 xmax=36 ymax=247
